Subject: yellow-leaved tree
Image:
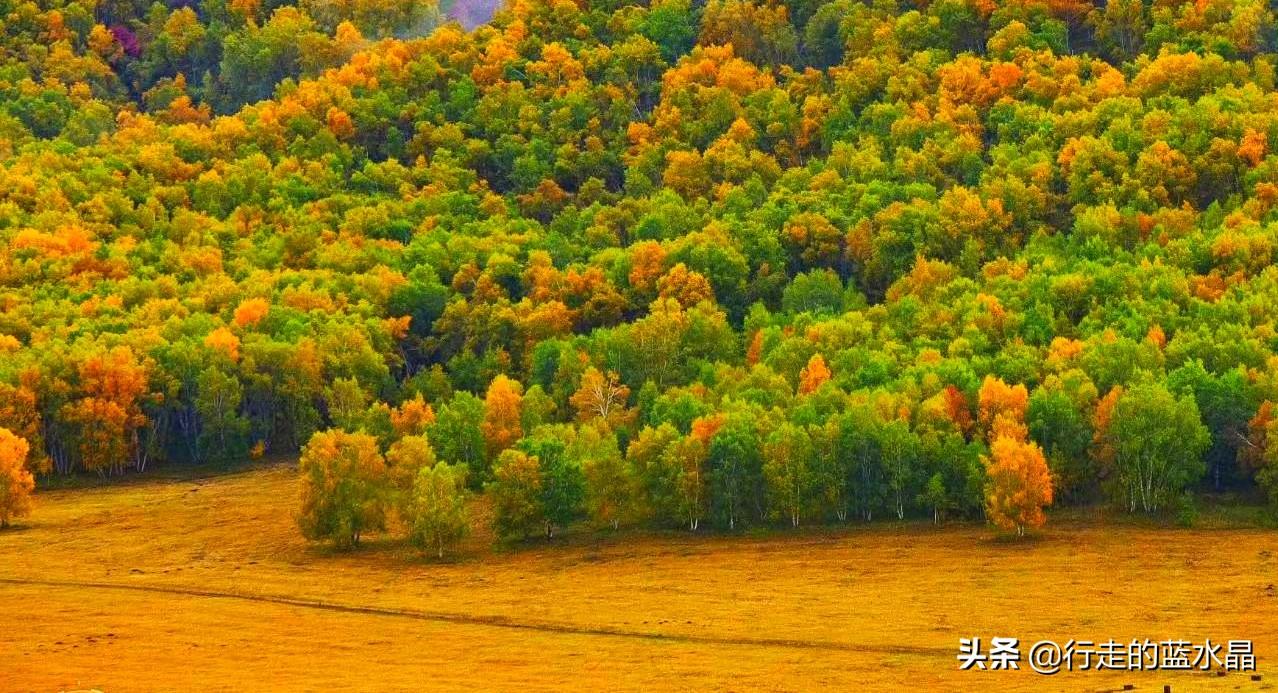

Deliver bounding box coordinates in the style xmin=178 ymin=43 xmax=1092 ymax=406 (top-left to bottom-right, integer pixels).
xmin=569 ymin=367 xmax=632 ymax=430
xmin=482 ymin=375 xmax=524 ymax=460
xmin=0 ymin=427 xmax=35 ymax=528
xmin=983 ymin=436 xmax=1053 ymax=537
xmin=798 ymin=353 xmax=831 ymax=394
xmin=297 ymin=429 xmax=389 ymax=549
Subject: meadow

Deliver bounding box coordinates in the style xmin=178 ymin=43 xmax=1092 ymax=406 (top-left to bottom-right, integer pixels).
xmin=0 ymin=463 xmax=1274 ymax=692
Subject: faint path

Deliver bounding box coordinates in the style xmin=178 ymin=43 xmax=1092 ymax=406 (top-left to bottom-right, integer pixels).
xmin=0 ymin=576 xmax=948 ymax=656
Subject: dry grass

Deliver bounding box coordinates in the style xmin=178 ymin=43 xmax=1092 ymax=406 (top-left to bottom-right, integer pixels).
xmin=0 ymin=463 xmax=1275 ymax=692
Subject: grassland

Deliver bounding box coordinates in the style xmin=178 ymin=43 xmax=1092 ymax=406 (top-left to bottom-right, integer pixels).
xmin=0 ymin=463 xmax=1275 ymax=692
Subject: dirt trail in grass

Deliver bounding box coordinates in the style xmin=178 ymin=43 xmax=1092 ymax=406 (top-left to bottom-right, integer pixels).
xmin=0 ymin=575 xmax=949 ymax=656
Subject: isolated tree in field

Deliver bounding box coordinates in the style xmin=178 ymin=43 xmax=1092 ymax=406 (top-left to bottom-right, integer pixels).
xmin=0 ymin=428 xmax=34 ymax=528
xmin=983 ymin=436 xmax=1053 ymax=537
xmin=488 ymin=449 xmax=543 ymax=539
xmin=1099 ymin=382 xmax=1209 ymax=513
xmin=297 ymin=429 xmax=389 ymax=549
xmin=406 ymin=461 xmax=468 ymax=558
xmin=482 ymin=375 xmax=523 ymax=460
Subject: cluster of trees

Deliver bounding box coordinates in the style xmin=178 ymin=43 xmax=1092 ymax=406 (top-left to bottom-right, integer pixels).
xmin=5 ymin=0 xmax=1278 ymax=544
xmin=297 ymin=428 xmax=468 ymax=555
xmin=292 ymin=363 xmax=1212 ymax=550
xmin=0 ymin=0 xmax=444 ymax=131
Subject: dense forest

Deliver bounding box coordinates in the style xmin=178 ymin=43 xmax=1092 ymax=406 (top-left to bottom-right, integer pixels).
xmin=3 ymin=0 xmax=1278 ymax=548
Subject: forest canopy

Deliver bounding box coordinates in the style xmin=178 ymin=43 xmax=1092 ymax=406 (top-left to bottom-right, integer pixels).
xmin=4 ymin=0 xmax=1278 ymax=542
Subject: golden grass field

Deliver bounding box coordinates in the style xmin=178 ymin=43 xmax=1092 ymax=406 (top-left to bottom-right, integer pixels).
xmin=0 ymin=463 xmax=1275 ymax=692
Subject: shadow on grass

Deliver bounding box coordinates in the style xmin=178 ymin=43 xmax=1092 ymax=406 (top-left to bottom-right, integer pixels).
xmin=299 ymin=532 xmax=486 ymax=566
xmin=35 ymin=454 xmax=295 ymax=494
xmin=984 ymin=531 xmax=1052 ymax=547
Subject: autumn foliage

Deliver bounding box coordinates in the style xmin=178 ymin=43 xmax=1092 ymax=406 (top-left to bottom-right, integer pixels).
xmin=797 ymin=354 xmax=831 ymax=394
xmin=983 ymin=437 xmax=1053 ymax=537
xmin=5 ymin=0 xmax=1278 ymax=545
xmin=297 ymin=430 xmax=389 ymax=548
xmin=0 ymin=428 xmax=35 ymax=528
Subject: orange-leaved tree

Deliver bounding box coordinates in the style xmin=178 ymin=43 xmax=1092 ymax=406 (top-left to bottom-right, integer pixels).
xmin=798 ymin=353 xmax=831 ymax=394
xmin=0 ymin=427 xmax=35 ymax=528
xmin=60 ymin=346 xmax=151 ymax=475
xmin=978 ymin=374 xmax=1029 ymax=442
xmin=983 ymin=436 xmax=1053 ymax=537
xmin=233 ymin=297 xmax=270 ymax=328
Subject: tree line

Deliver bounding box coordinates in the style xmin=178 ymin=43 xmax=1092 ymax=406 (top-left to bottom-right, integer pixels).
xmin=287 ymin=368 xmax=1216 ymax=555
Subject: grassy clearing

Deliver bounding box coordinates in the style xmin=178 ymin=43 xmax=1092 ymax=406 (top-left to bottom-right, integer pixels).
xmin=0 ymin=464 xmax=1275 ymax=692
